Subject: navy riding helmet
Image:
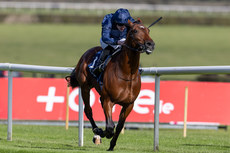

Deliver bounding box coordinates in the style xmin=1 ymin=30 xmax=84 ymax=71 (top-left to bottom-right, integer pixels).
xmin=112 ymin=8 xmax=132 ymax=24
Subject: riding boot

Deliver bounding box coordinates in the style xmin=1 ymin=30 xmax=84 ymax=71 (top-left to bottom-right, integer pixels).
xmin=93 ymin=46 xmax=113 ymax=74
xmin=99 ymin=55 xmax=112 ymax=72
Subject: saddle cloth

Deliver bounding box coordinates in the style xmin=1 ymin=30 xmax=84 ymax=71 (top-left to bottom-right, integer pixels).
xmin=88 ymin=50 xmax=103 ymax=85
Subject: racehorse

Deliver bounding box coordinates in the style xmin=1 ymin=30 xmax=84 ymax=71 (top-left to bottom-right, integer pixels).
xmin=66 ymin=18 xmax=155 ymax=151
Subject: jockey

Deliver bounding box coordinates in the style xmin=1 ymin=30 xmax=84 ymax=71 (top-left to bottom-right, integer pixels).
xmin=92 ymin=8 xmax=135 ymax=74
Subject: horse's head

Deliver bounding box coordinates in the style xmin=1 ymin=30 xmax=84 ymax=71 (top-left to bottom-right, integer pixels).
xmin=126 ymin=18 xmax=155 ymax=54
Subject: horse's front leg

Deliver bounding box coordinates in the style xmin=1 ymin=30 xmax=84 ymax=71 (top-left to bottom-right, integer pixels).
xmin=81 ymin=86 xmax=103 ymax=136
xmin=103 ymin=100 xmax=115 ymax=139
xmin=108 ymin=103 xmax=134 ymax=151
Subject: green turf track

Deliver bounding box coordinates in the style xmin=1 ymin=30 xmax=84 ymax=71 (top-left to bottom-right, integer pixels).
xmin=0 ymin=125 xmax=229 ymax=153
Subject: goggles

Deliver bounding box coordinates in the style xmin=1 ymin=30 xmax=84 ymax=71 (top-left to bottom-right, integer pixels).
xmin=116 ymin=23 xmax=125 ymax=26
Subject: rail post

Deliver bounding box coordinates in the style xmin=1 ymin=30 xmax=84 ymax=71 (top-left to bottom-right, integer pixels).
xmin=78 ymin=87 xmax=84 ymax=146
xmin=7 ymin=70 xmax=13 ymax=141
xmin=154 ymin=74 xmax=160 ymax=151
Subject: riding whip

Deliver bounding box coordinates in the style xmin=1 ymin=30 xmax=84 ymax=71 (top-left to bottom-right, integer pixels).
xmin=148 ymin=17 xmax=163 ymax=28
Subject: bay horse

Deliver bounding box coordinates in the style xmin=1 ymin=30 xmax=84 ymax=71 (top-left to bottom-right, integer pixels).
xmin=66 ymin=19 xmax=155 ymax=151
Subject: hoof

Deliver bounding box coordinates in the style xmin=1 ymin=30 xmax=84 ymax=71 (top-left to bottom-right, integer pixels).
xmin=107 ymin=148 xmax=114 ymax=151
xmin=93 ymin=128 xmax=105 ymax=138
xmin=92 ymin=135 xmax=101 ymax=145
xmin=106 ymin=132 xmax=114 ymax=139
xmin=105 ymin=127 xmax=114 ymax=139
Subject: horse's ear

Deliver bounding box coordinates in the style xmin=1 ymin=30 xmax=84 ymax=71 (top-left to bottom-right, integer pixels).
xmin=128 ymin=19 xmax=134 ymax=27
xmin=137 ymin=18 xmax=142 ymax=23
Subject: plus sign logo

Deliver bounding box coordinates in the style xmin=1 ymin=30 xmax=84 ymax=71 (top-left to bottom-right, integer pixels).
xmin=37 ymin=86 xmax=64 ymax=112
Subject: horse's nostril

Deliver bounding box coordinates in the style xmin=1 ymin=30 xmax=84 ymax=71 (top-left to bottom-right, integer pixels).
xmin=145 ymin=41 xmax=155 ymax=48
xmin=147 ymin=42 xmax=151 ymax=46
xmin=146 ymin=41 xmax=154 ymax=47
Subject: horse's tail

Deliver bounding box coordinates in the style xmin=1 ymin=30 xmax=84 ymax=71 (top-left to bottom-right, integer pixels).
xmin=65 ymin=68 xmax=79 ymax=88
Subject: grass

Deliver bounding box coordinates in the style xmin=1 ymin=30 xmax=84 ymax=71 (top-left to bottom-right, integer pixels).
xmin=0 ymin=124 xmax=229 ymax=153
xmin=0 ymin=24 xmax=101 ymax=67
xmin=0 ymin=23 xmax=230 ymax=80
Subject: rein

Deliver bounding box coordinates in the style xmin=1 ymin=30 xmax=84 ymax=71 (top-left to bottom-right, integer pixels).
xmin=122 ymin=44 xmax=144 ymax=53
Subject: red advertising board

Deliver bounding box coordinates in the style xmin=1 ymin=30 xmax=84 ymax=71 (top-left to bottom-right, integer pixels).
xmin=0 ymin=78 xmax=230 ymax=125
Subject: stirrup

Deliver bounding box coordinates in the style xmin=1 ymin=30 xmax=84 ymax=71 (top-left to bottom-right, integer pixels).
xmin=92 ymin=66 xmax=102 ymax=76
xmin=92 ymin=67 xmax=99 ymax=73
xmin=98 ymin=64 xmax=104 ymax=72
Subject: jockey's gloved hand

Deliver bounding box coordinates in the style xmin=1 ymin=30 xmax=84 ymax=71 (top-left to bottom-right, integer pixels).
xmin=117 ymin=38 xmax=126 ymax=45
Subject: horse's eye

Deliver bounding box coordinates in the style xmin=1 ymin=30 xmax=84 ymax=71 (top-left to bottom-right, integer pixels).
xmin=133 ymin=29 xmax=138 ymax=33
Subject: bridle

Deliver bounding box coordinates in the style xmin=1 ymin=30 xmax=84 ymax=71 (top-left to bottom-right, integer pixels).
xmin=122 ymin=43 xmax=145 ymax=53
xmin=122 ymin=25 xmax=150 ymax=53
xmin=121 ymin=17 xmax=162 ymax=53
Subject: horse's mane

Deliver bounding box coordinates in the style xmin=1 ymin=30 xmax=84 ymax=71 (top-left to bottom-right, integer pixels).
xmin=133 ymin=20 xmax=141 ymax=24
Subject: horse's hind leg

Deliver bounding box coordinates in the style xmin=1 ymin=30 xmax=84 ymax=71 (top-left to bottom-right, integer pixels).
xmin=81 ymin=86 xmax=104 ymax=136
xmin=108 ymin=103 xmax=134 ymax=151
